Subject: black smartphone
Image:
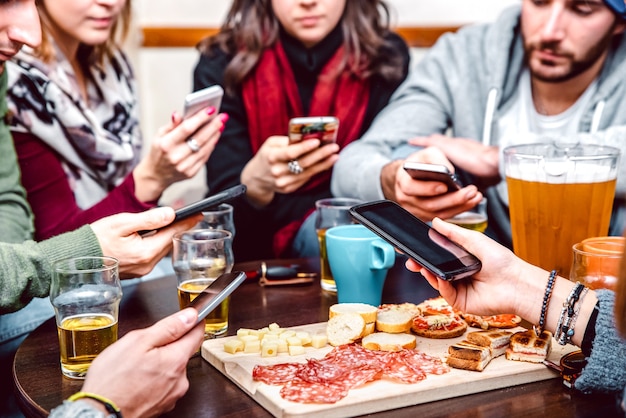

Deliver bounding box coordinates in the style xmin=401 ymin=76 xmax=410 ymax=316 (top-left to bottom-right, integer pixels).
xmin=403 ymin=161 xmax=463 ymax=193
xmin=139 ymin=184 xmax=246 ymax=236
xmin=349 ymin=200 xmax=481 ymax=281
xmin=188 ymin=271 xmax=247 ymax=326
xmin=184 ymin=85 xmax=224 ymax=120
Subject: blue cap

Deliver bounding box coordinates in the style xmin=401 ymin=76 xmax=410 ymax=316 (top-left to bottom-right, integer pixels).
xmin=604 ymin=0 xmax=626 ymax=19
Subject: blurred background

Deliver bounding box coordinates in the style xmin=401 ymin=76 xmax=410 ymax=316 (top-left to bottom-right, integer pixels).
xmin=131 ymin=0 xmax=520 ymax=207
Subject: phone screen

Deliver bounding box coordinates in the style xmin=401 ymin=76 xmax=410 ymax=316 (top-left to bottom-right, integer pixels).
xmin=403 ymin=162 xmax=463 ymax=193
xmin=350 ymin=200 xmax=481 ymax=280
xmin=188 ymin=272 xmax=246 ymax=326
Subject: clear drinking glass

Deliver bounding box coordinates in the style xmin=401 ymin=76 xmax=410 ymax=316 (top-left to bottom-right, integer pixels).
xmin=570 ymin=236 xmax=625 ymax=291
xmin=172 ymin=229 xmax=234 ymax=338
xmin=198 ymin=203 xmax=236 ymax=238
xmin=445 ymin=198 xmax=488 ymax=233
xmin=315 ymin=197 xmax=363 ymax=292
xmin=50 ymin=256 xmax=122 ymax=379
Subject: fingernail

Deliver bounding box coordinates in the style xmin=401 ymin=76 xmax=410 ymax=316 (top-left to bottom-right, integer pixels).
xmin=219 ymin=113 xmax=229 ymax=123
xmin=219 ymin=123 xmax=226 ymax=133
xmin=171 ymin=111 xmax=177 ymax=123
xmin=206 ymin=106 xmax=216 ymax=116
xmin=178 ymin=309 xmax=195 ymax=325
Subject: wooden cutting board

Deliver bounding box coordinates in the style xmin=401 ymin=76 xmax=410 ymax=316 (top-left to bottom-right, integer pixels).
xmin=201 ymin=322 xmax=576 ymax=418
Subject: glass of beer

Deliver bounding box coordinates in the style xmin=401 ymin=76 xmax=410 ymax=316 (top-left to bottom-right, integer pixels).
xmin=172 ymin=229 xmax=234 ymax=338
xmin=50 ymin=256 xmax=122 ymax=379
xmin=315 ymin=197 xmax=363 ymax=292
xmin=503 ymin=142 xmax=620 ymax=277
xmin=445 ymin=198 xmax=488 ymax=232
xmin=570 ymin=236 xmax=625 ymax=290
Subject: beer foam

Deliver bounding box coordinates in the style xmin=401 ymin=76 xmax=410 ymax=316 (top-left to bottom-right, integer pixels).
xmin=506 ymin=160 xmax=616 ymax=184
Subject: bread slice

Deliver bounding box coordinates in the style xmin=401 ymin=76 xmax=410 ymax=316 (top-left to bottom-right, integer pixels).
xmin=362 ymin=321 xmax=376 ymax=337
xmin=376 ymin=309 xmax=413 ymax=333
xmin=447 ymin=341 xmax=491 ymax=362
xmin=326 ymin=312 xmax=366 ymax=346
xmin=329 ymin=303 xmax=378 ymax=324
xmin=505 ymin=330 xmax=552 ymax=363
xmin=446 ymin=353 xmax=491 ymax=372
xmin=467 ymin=330 xmax=513 ymax=358
xmin=361 ymin=332 xmax=416 ymax=352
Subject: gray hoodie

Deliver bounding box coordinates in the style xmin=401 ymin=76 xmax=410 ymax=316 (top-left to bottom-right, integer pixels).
xmin=332 ymin=5 xmax=626 ymax=246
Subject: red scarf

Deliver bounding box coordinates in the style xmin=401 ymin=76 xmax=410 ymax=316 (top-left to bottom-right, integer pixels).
xmin=242 ymin=40 xmax=370 ymax=257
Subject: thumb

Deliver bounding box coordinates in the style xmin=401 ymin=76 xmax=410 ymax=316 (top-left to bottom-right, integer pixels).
xmin=143 ymin=308 xmax=199 ymax=349
xmin=112 ymin=207 xmax=176 ymax=235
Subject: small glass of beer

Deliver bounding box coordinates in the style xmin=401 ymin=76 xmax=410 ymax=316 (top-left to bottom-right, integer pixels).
xmin=50 ymin=256 xmax=122 ymax=379
xmin=314 ymin=197 xmax=362 ymax=292
xmin=504 ymin=142 xmax=620 ymax=277
xmin=445 ymin=198 xmax=488 ymax=232
xmin=570 ymin=236 xmax=625 ymax=290
xmin=172 ymin=229 xmax=234 ymax=338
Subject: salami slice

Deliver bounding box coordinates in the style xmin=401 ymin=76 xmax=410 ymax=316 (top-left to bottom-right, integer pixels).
xmin=398 ymin=349 xmax=450 ymax=375
xmin=252 ymin=363 xmax=303 ymax=385
xmin=383 ymin=355 xmax=426 ymax=384
xmin=295 ymin=358 xmax=349 ymax=384
xmin=280 ymin=380 xmax=349 ymax=404
xmin=341 ymin=364 xmax=384 ymax=389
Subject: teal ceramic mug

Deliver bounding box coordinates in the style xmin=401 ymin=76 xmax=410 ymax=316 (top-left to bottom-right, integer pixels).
xmin=325 ymin=224 xmax=396 ymax=306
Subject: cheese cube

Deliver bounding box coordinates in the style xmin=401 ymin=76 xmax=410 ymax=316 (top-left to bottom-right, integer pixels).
xmin=244 ymin=340 xmax=261 ymax=353
xmin=288 ymin=345 xmax=306 ymax=356
xmin=236 ymin=328 xmax=252 ymax=338
xmin=279 ymin=330 xmax=296 ymax=340
xmin=295 ymin=331 xmax=312 ymax=346
xmin=223 ymin=339 xmax=244 ymax=354
xmin=286 ymin=336 xmax=302 ymax=346
xmin=268 ymin=322 xmax=281 ymax=331
xmin=261 ymin=343 xmax=279 ymax=357
xmin=277 ymin=339 xmax=289 ymax=353
xmin=310 ymin=334 xmax=328 ymax=349
xmin=239 ymin=335 xmax=259 ymax=343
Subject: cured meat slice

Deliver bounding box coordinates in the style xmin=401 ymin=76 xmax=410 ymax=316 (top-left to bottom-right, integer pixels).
xmin=398 ymin=349 xmax=450 ymax=375
xmin=383 ymin=355 xmax=427 ymax=384
xmin=295 ymin=358 xmax=349 ymax=384
xmin=341 ymin=364 xmax=384 ymax=389
xmin=280 ymin=380 xmax=349 ymax=404
xmin=252 ymin=363 xmax=303 ymax=385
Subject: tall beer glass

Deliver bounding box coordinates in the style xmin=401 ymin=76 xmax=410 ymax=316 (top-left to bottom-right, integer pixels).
xmin=503 ymin=143 xmax=620 ymax=276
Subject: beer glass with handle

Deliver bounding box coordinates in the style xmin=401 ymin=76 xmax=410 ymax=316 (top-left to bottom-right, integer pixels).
xmin=172 ymin=229 xmax=234 ymax=338
xmin=504 ymin=142 xmax=620 ymax=277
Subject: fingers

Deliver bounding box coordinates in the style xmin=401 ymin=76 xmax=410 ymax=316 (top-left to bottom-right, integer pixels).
xmin=96 ymin=207 xmax=176 ymax=237
xmin=142 ymin=308 xmax=203 ymax=356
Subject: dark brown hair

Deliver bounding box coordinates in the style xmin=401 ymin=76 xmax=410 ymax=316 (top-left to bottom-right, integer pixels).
xmin=197 ymin=0 xmax=404 ymax=92
xmin=34 ymin=0 xmax=132 ymax=65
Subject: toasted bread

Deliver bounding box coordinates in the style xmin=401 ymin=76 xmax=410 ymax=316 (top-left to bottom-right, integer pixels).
xmin=361 ymin=332 xmax=417 ymax=352
xmin=376 ymin=309 xmax=413 ymax=333
xmin=447 ymin=340 xmax=491 ymax=362
xmin=329 ymin=303 xmax=378 ymax=324
xmin=446 ymin=353 xmax=491 ymax=372
xmin=326 ymin=312 xmax=366 ymax=346
xmin=505 ymin=330 xmax=552 ymax=363
xmin=467 ymin=330 xmax=513 ymax=358
xmin=412 ymin=313 xmax=467 ymax=339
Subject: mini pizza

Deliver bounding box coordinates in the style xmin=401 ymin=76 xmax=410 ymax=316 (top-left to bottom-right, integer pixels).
xmin=411 ymin=313 xmax=467 ymax=339
xmin=461 ymin=313 xmax=522 ymax=329
xmin=416 ymin=296 xmax=455 ymax=316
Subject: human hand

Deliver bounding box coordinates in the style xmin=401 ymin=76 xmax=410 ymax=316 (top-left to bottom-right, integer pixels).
xmin=405 ymin=218 xmax=545 ymax=317
xmin=241 ymin=136 xmax=340 ymax=206
xmin=132 ymin=108 xmax=228 ymax=202
xmin=80 ymin=308 xmax=204 ymax=418
xmin=386 ymin=146 xmax=483 ymax=221
xmin=90 ymin=207 xmax=202 ymax=278
xmin=409 ymin=135 xmax=500 ymax=182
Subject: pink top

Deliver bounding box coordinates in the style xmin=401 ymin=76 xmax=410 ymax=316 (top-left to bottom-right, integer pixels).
xmin=13 ymin=131 xmax=156 ymax=241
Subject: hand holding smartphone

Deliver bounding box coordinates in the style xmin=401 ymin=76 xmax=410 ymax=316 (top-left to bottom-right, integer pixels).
xmin=403 ymin=161 xmax=463 ymax=193
xmin=184 ymin=85 xmax=224 ymax=120
xmin=139 ymin=184 xmax=246 ymax=236
xmin=288 ymin=116 xmax=339 ymax=146
xmin=188 ymin=271 xmax=247 ymax=326
xmin=350 ymin=200 xmax=481 ymax=281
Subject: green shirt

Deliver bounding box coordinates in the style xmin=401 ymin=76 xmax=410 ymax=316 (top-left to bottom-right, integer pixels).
xmin=0 ymin=70 xmax=102 ymax=314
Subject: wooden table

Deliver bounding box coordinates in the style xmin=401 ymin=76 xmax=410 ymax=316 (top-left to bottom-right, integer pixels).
xmin=12 ymin=257 xmax=623 ymax=417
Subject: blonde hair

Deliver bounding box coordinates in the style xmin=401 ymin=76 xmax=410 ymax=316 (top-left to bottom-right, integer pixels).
xmin=34 ymin=0 xmax=132 ymax=65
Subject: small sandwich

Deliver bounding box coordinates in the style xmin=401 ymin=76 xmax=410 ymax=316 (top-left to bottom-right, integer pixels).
xmin=446 ymin=341 xmax=492 ymax=372
xmin=466 ymin=330 xmax=513 ymax=358
xmin=505 ymin=330 xmax=552 ymax=364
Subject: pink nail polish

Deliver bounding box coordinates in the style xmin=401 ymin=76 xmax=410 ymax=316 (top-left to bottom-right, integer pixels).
xmin=171 ymin=111 xmax=177 ymax=123
xmin=206 ymin=107 xmax=216 ymax=116
xmin=219 ymin=113 xmax=229 ymax=123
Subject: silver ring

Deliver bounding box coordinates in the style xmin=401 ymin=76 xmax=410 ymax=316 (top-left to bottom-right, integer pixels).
xmin=288 ymin=159 xmax=303 ymax=174
xmin=186 ymin=137 xmax=201 ymax=153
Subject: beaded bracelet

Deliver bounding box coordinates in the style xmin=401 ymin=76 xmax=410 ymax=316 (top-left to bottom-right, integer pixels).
xmin=67 ymin=392 xmax=123 ymax=418
xmin=554 ymin=283 xmax=589 ymax=345
xmin=534 ymin=269 xmax=557 ymax=337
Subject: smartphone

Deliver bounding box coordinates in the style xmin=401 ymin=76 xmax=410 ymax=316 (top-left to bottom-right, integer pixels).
xmin=184 ymin=85 xmax=224 ymax=119
xmin=349 ymin=200 xmax=482 ymax=281
xmin=403 ymin=161 xmax=463 ymax=193
xmin=139 ymin=184 xmax=246 ymax=236
xmin=188 ymin=271 xmax=247 ymax=326
xmin=288 ymin=116 xmax=339 ymax=146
